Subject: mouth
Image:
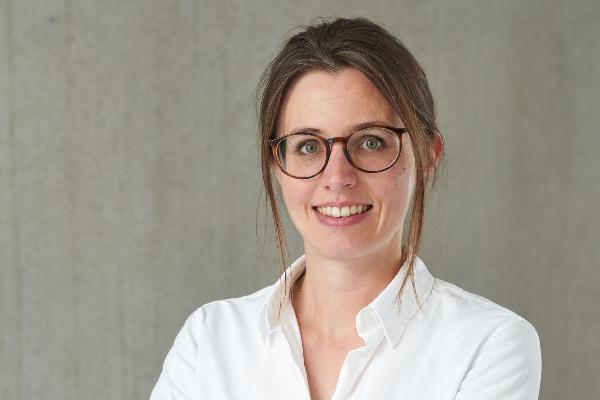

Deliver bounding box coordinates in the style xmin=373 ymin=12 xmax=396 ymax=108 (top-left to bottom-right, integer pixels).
xmin=312 ymin=204 xmax=373 ymax=218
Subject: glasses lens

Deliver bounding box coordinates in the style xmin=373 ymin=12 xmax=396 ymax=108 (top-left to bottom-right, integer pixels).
xmin=347 ymin=127 xmax=401 ymax=172
xmin=276 ymin=134 xmax=326 ymax=178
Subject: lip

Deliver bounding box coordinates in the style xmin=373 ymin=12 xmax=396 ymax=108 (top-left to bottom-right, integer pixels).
xmin=312 ymin=204 xmax=373 ymax=227
xmin=312 ymin=201 xmax=372 ymax=208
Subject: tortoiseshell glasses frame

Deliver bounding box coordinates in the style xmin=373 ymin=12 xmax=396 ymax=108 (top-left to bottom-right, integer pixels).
xmin=268 ymin=125 xmax=408 ymax=179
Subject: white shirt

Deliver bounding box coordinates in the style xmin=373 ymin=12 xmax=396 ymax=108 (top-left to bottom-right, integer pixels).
xmin=150 ymin=255 xmax=542 ymax=399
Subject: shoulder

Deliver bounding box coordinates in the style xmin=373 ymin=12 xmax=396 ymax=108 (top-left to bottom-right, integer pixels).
xmin=150 ymin=285 xmax=275 ymax=399
xmin=181 ymin=283 xmax=274 ymax=337
xmin=423 ymin=278 xmax=542 ymax=396
xmin=155 ymin=283 xmax=274 ymax=377
xmin=431 ymin=277 xmax=527 ymax=319
xmin=428 ymin=276 xmax=540 ymax=340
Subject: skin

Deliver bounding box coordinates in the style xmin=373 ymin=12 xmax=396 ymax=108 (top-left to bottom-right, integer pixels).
xmin=274 ymin=67 xmax=442 ymax=400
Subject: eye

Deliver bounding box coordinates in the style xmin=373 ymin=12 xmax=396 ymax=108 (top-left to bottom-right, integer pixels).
xmin=362 ymin=136 xmax=383 ymax=150
xmin=298 ymin=140 xmax=321 ymax=154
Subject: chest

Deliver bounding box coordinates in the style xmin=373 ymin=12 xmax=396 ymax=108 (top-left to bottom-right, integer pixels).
xmin=196 ymin=330 xmax=470 ymax=400
xmin=300 ymin=333 xmax=365 ymax=400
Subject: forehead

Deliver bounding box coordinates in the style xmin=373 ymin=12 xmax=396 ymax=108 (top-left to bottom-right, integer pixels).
xmin=277 ymin=67 xmax=400 ymax=135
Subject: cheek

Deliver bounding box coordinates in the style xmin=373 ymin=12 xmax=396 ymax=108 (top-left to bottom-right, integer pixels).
xmin=281 ymin=179 xmax=312 ymax=215
xmin=380 ymin=159 xmax=415 ymax=213
xmin=397 ymin=146 xmax=417 ymax=193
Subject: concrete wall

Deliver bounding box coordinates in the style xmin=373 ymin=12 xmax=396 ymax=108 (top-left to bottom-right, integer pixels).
xmin=1 ymin=1 xmax=598 ymax=399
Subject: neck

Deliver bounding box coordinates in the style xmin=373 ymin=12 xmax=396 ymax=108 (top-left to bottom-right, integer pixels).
xmin=291 ymin=243 xmax=404 ymax=341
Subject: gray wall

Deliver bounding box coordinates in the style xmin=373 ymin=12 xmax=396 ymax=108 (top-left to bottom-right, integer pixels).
xmin=1 ymin=1 xmax=598 ymax=399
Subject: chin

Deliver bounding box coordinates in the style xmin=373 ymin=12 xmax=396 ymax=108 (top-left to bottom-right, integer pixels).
xmin=305 ymin=237 xmax=377 ymax=261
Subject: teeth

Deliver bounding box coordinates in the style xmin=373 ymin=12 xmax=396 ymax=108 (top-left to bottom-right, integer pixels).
xmin=316 ymin=205 xmax=370 ymax=218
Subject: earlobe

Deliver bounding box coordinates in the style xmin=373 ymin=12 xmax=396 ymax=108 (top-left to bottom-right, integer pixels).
xmin=426 ymin=131 xmax=444 ymax=178
xmin=432 ymin=131 xmax=444 ymax=165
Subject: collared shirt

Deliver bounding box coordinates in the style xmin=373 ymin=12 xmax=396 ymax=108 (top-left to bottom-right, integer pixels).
xmin=150 ymin=255 xmax=542 ymax=399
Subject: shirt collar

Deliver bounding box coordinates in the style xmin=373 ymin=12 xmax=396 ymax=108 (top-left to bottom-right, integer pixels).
xmin=258 ymin=254 xmax=435 ymax=348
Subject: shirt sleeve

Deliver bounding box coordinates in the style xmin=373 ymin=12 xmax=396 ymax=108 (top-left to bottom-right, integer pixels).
xmin=455 ymin=317 xmax=542 ymax=400
xmin=149 ymin=308 xmax=203 ymax=400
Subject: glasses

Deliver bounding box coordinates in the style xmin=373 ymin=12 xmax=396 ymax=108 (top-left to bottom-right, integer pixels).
xmin=268 ymin=125 xmax=408 ymax=179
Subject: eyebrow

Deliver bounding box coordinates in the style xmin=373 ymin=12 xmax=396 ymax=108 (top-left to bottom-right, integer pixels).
xmin=286 ymin=120 xmax=398 ymax=136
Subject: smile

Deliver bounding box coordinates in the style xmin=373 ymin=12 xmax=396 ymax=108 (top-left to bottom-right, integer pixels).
xmin=314 ymin=205 xmax=372 ymax=218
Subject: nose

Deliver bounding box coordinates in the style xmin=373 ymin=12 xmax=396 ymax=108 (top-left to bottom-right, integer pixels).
xmin=320 ymin=141 xmax=358 ymax=191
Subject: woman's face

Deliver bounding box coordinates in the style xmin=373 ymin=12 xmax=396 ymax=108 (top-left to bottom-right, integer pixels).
xmin=274 ymin=67 xmax=416 ymax=262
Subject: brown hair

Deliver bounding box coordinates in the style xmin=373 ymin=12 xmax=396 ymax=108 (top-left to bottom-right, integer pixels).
xmin=255 ymin=16 xmax=444 ymax=315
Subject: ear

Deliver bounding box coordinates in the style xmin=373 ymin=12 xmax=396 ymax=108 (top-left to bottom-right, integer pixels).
xmin=426 ymin=130 xmax=444 ymax=178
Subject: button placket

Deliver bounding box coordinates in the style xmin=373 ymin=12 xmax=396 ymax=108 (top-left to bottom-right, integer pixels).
xmin=331 ymin=326 xmax=385 ymax=400
xmin=279 ymin=299 xmax=311 ymax=399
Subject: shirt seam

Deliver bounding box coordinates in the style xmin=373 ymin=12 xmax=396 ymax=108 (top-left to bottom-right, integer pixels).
xmin=192 ymin=306 xmax=207 ymax=397
xmin=486 ymin=316 xmax=528 ymax=346
xmin=433 ymin=279 xmax=521 ymax=317
xmin=469 ymin=316 xmax=528 ymax=370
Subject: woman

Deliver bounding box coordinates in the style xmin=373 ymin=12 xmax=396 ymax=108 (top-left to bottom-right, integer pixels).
xmin=150 ymin=17 xmax=541 ymax=400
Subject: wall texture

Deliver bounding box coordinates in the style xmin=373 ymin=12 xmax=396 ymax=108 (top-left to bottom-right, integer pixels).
xmin=1 ymin=1 xmax=598 ymax=399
